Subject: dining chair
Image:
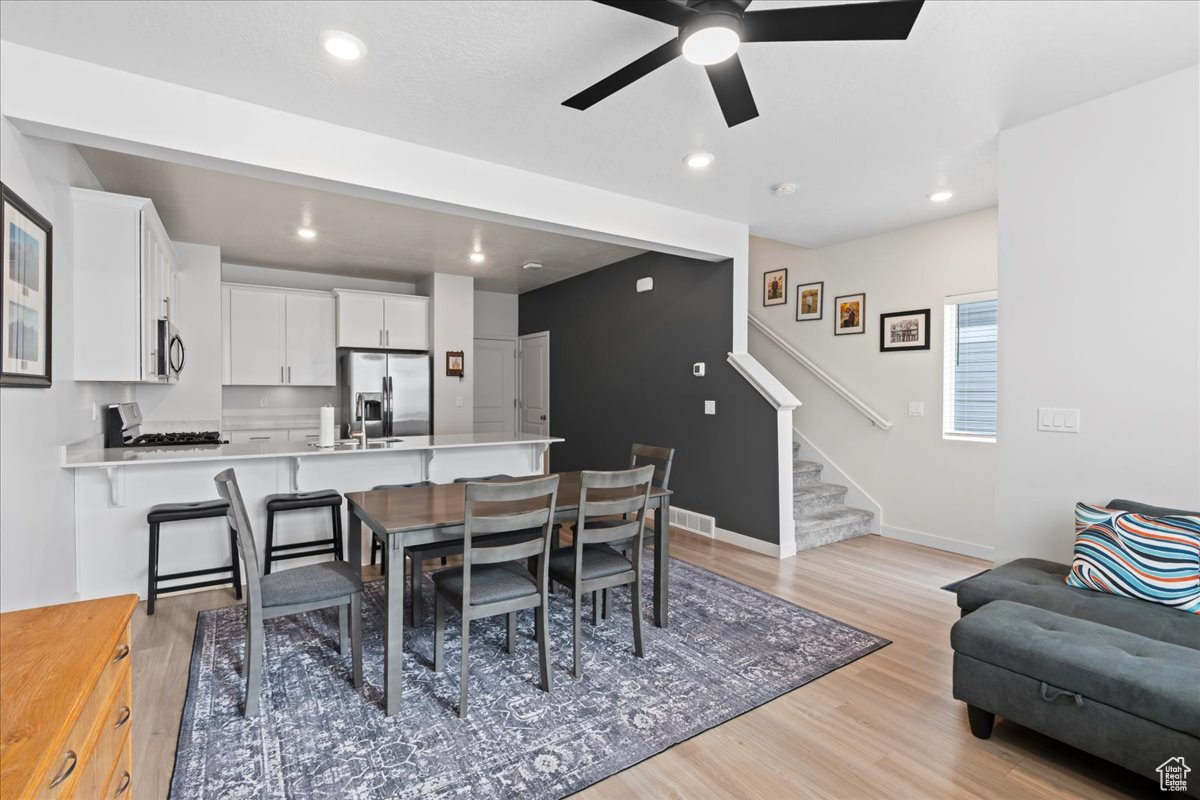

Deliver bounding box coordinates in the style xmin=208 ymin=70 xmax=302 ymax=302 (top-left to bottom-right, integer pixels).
xmin=548 ymin=465 xmax=655 ymax=678
xmin=214 ymin=468 xmax=363 ymax=718
xmin=597 ymin=443 xmax=675 ymax=620
xmin=432 ymin=474 xmax=559 ymax=718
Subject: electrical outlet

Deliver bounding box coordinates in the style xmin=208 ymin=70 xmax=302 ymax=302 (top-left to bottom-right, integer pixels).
xmin=704 ymin=400 xmax=716 ymax=415
xmin=91 ymin=401 xmax=100 ymax=421
xmin=259 ymin=396 xmax=268 ymax=408
xmin=455 ymin=396 xmax=464 ymax=408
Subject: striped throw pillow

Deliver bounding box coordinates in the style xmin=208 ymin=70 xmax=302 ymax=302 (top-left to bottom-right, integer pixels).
xmin=1066 ymin=502 xmax=1200 ymax=613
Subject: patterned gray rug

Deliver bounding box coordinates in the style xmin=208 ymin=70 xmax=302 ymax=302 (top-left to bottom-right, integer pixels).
xmin=170 ymin=559 xmax=888 ymax=799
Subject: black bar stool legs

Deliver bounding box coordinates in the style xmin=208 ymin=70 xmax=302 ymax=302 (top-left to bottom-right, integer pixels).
xmin=262 ymin=490 xmax=345 ymax=574
xmin=146 ymin=499 xmax=241 ymax=615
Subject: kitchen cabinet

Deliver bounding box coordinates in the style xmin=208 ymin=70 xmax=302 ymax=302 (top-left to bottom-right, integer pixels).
xmin=223 ymin=285 xmax=335 ymax=386
xmin=287 ymin=428 xmax=321 ymax=443
xmin=72 ymin=188 xmax=181 ymax=382
xmin=333 ymin=289 xmax=428 ymax=350
xmin=229 ymin=428 xmax=289 ymax=444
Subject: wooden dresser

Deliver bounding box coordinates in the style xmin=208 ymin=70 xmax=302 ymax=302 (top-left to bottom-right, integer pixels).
xmin=1 ymin=595 xmax=137 ymax=799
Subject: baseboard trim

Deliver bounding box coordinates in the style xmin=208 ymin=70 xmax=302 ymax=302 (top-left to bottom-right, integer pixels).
xmin=646 ymin=512 xmax=789 ymax=559
xmin=881 ymin=524 xmax=994 ymax=560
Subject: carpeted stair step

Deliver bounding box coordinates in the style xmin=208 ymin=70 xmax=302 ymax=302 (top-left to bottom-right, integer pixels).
xmin=793 ymin=482 xmax=848 ymax=514
xmin=795 ymin=506 xmax=874 ymax=551
xmin=793 ymin=459 xmax=823 ymax=487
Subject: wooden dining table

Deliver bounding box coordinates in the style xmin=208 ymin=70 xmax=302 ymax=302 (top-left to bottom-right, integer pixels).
xmin=344 ymin=471 xmax=673 ymax=716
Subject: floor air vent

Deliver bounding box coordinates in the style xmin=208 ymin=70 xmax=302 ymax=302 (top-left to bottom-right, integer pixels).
xmin=668 ymin=506 xmax=716 ymax=537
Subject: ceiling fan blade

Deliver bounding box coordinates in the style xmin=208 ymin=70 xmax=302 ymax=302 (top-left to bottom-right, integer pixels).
xmin=592 ymin=0 xmax=696 ymax=27
xmin=742 ymin=0 xmax=924 ymax=43
xmin=705 ymin=53 xmax=759 ymax=127
xmin=563 ymin=39 xmax=682 ymax=110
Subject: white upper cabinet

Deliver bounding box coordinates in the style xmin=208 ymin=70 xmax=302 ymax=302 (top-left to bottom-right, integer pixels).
xmin=223 ymin=285 xmax=335 ymax=386
xmin=334 ymin=289 xmax=428 ymax=350
xmin=384 ymin=295 xmax=429 ymax=350
xmin=72 ymin=188 xmax=180 ymax=382
xmin=285 ymin=291 xmax=335 ymax=385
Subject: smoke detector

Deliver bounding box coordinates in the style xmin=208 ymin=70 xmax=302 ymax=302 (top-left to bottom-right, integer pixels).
xmin=773 ymin=183 xmax=797 ymax=197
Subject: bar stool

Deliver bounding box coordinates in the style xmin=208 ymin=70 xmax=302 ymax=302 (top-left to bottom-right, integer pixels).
xmin=147 ymin=499 xmax=242 ymax=615
xmin=263 ymin=490 xmax=344 ymax=574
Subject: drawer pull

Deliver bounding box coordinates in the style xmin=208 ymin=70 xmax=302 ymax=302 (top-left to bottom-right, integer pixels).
xmin=49 ymin=751 xmax=77 ymax=788
xmin=114 ymin=705 xmax=132 ymax=728
xmin=114 ymin=771 xmax=132 ymax=796
xmin=112 ymin=643 xmax=130 ymax=663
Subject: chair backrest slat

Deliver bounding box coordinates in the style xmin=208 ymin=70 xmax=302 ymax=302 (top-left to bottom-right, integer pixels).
xmin=630 ymin=443 xmax=675 ymax=490
xmin=461 ymin=475 xmax=559 ymax=603
xmin=576 ymin=465 xmax=655 ymax=548
xmin=214 ymin=468 xmax=263 ymax=609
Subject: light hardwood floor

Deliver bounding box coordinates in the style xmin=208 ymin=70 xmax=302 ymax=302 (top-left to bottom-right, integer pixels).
xmin=129 ymin=532 xmax=1151 ymax=799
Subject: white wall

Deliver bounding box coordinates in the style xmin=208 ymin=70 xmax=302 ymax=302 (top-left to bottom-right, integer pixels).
xmin=0 ymin=120 xmax=129 ymax=610
xmin=995 ymin=66 xmax=1200 ymax=565
xmin=474 ymin=291 xmax=518 ymax=339
xmin=135 ymin=242 xmax=222 ymax=426
xmin=419 ymin=273 xmax=475 ymax=433
xmin=748 ymin=210 xmax=999 ymax=558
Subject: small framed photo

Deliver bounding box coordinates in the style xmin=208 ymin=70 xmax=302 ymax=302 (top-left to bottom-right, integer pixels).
xmin=834 ymin=293 xmax=865 ymax=336
xmin=2 ymin=183 xmax=53 ymax=388
xmin=763 ymin=268 xmax=787 ymax=306
xmin=446 ymin=350 xmax=465 ymax=377
xmin=795 ymin=281 xmax=823 ymax=321
xmin=880 ymin=309 xmax=931 ymax=352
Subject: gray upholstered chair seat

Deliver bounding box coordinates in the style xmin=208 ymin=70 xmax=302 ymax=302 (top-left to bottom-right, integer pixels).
xmin=548 ymin=544 xmax=634 ymax=583
xmin=432 ymin=562 xmax=538 ymax=606
xmin=261 ymin=561 xmax=364 ymax=608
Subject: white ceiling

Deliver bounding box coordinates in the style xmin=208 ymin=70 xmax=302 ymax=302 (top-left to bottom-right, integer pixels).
xmin=3 ymin=1 xmax=1198 ymax=247
xmin=78 ymin=147 xmax=643 ymax=293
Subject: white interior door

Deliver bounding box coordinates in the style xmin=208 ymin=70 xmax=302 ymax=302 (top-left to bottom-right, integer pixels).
xmin=518 ymin=332 xmax=550 ymax=436
xmin=473 ymin=338 xmax=517 ymax=433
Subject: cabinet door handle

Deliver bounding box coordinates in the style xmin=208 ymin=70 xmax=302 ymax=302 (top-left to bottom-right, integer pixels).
xmin=287 ymin=366 xmax=292 ymax=383
xmin=114 ymin=706 xmax=132 ymax=729
xmin=114 ymin=771 xmax=132 ymax=796
xmin=112 ymin=643 xmax=130 ymax=663
xmin=49 ymin=751 xmax=77 ymax=788
xmin=249 ymin=436 xmax=270 ymax=441
xmin=386 ymin=330 xmax=390 ymax=346
xmin=379 ymin=329 xmax=384 ymax=346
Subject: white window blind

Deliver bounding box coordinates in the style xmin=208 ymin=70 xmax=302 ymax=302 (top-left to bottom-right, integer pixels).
xmin=943 ymin=292 xmax=998 ymax=439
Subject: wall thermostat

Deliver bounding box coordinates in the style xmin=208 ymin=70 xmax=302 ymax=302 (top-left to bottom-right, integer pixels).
xmin=693 ymin=362 xmax=705 ymax=377
xmin=636 ymin=277 xmax=654 ymax=293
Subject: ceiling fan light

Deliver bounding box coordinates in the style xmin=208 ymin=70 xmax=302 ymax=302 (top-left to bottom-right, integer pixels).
xmin=682 ymin=25 xmax=740 ymax=66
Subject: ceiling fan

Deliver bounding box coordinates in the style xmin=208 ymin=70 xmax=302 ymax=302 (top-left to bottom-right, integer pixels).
xmin=563 ymin=0 xmax=925 ymax=128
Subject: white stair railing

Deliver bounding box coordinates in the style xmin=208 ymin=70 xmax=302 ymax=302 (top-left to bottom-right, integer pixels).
xmin=748 ymin=314 xmax=893 ymax=431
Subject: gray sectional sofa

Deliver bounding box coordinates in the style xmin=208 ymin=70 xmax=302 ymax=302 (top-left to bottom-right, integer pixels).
xmin=951 ymin=499 xmax=1200 ymax=797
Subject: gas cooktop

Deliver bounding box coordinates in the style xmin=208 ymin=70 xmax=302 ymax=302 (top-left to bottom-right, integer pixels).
xmin=127 ymin=431 xmax=227 ymax=447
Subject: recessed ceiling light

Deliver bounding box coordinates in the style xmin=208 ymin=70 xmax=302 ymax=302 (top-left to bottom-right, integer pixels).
xmin=469 ymin=252 xmax=486 ymax=264
xmin=297 ymin=227 xmax=317 ymax=239
xmin=685 ymin=152 xmax=715 ymax=169
xmin=522 ymin=262 xmax=544 ymax=271
xmin=773 ymin=183 xmax=797 ymax=197
xmin=320 ymin=30 xmax=366 ymax=61
xmin=681 ymin=15 xmax=742 ymax=66
xmin=928 ymin=190 xmax=954 ymax=203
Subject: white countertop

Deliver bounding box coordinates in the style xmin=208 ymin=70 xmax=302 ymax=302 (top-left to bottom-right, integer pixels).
xmin=63 ymin=432 xmax=562 ymax=469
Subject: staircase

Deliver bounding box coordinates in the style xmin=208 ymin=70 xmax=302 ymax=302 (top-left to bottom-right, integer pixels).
xmin=793 ymin=443 xmax=874 ymax=551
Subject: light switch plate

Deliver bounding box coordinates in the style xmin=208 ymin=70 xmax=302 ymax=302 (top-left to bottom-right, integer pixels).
xmin=1038 ymin=407 xmax=1081 ymax=433
xmin=907 ymin=401 xmax=925 ymax=417
xmin=704 ymin=400 xmax=716 ymax=415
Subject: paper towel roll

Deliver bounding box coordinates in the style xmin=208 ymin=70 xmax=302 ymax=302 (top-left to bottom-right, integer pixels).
xmin=319 ymin=405 xmax=335 ymax=448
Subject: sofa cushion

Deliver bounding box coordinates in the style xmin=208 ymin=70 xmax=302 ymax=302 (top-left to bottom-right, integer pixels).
xmin=1066 ymin=503 xmax=1200 ymax=613
xmin=951 ymin=600 xmax=1200 ymax=736
xmin=957 ymin=559 xmax=1200 ymax=649
xmin=1108 ymin=498 xmax=1200 ymax=518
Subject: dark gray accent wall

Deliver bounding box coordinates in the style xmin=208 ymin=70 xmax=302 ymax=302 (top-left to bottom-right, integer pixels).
xmin=519 ymin=251 xmax=780 ymax=544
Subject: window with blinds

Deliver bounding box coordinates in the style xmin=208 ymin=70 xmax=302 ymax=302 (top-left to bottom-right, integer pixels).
xmin=943 ymin=292 xmax=998 ymax=440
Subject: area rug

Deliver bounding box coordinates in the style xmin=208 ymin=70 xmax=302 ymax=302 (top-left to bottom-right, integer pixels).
xmin=170 ymin=559 xmax=889 ymax=799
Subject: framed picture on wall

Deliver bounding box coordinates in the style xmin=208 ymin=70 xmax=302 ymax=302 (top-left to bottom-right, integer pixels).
xmin=795 ymin=281 xmax=823 ymax=321
xmin=763 ymin=268 xmax=787 ymax=306
xmin=834 ymin=293 xmax=865 ymax=336
xmin=446 ymin=350 xmax=465 ymax=378
xmin=880 ymin=308 xmax=931 ymax=352
xmin=1 ymin=182 xmax=53 ymax=388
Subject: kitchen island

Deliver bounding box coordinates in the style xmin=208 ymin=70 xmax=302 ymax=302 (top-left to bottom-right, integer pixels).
xmin=63 ymin=433 xmax=561 ymax=601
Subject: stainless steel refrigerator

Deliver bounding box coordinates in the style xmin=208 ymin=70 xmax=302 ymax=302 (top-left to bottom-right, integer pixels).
xmin=339 ymin=351 xmax=431 ymax=438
